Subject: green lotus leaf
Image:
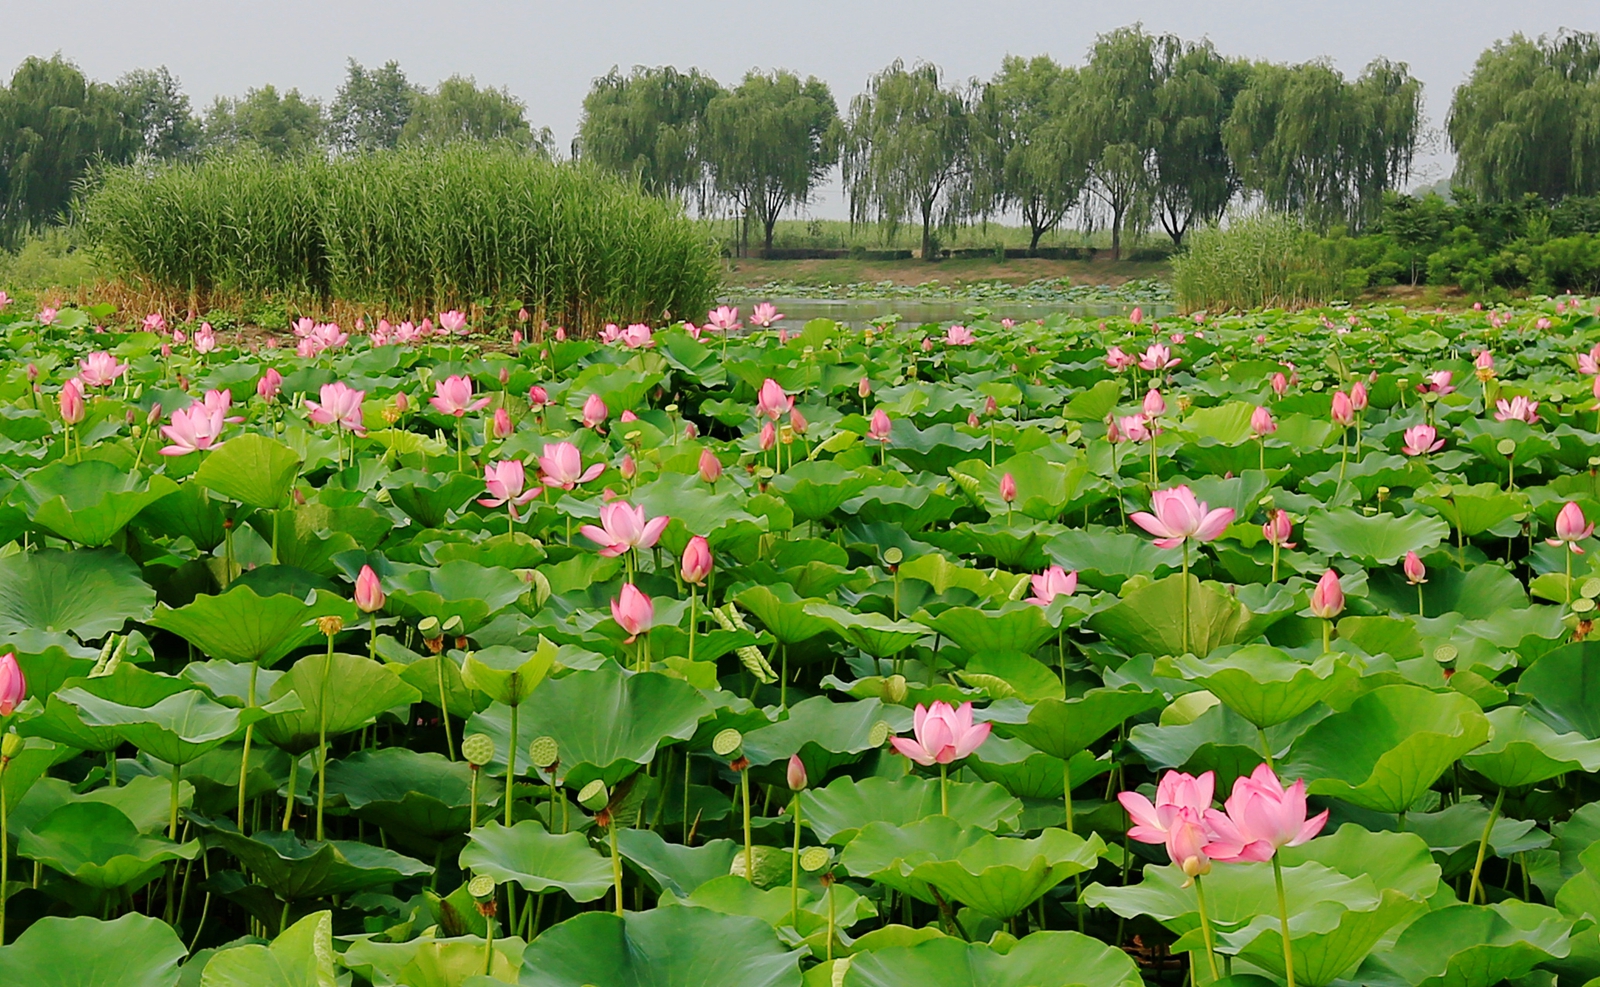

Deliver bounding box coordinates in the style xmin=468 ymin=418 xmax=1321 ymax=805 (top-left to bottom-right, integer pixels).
xmin=1356 ymin=901 xmax=1573 ymax=987
xmin=15 ymin=460 xmax=179 ymax=545
xmin=257 ymin=652 xmax=421 ymax=754
xmin=1084 ymin=859 xmax=1377 ymax=936
xmin=10 ymin=774 xmax=188 ymax=837
xmin=1221 ymin=889 xmax=1426 ymax=987
xmin=666 ymin=875 xmax=878 ymax=949
xmin=1302 ymin=509 xmax=1450 ymax=565
xmin=840 ymin=816 xmax=990 ymax=903
xmin=1087 ymin=574 xmax=1277 ymax=658
xmin=512 ymin=907 xmax=801 ymax=987
xmin=629 ymin=472 xmax=765 ymax=550
xmin=1045 ymin=526 xmax=1177 ymax=592
xmin=137 ymin=480 xmax=226 ymax=550
xmin=915 ymin=602 xmax=1059 ymax=655
xmin=897 ymin=553 xmax=1021 ymax=605
xmin=22 ymin=665 xmax=196 ymax=751
xmin=1517 ymin=642 xmax=1600 ymax=738
xmin=61 ymin=687 xmax=295 ymax=765
xmin=798 ymin=775 xmax=1023 ymax=845
xmin=1283 ymin=684 xmax=1491 ymax=813
xmin=910 ymin=828 xmax=1104 ymax=919
xmin=841 ymin=931 xmax=1142 ymax=987
xmin=385 ymin=471 xmax=484 ymax=528
xmin=735 ymin=584 xmax=831 ymax=644
xmin=386 ymin=560 xmax=529 ymax=633
xmin=324 ymin=748 xmax=486 ymax=854
xmin=1155 ymin=646 xmax=1358 ymax=729
xmin=1464 ymin=706 xmax=1600 ymax=789
xmin=0 ymin=913 xmax=185 ymax=987
xmin=191 ymin=433 xmax=302 ymax=509
xmin=1415 ymin=483 xmax=1530 ymax=538
xmin=615 ymin=829 xmax=740 ymax=896
xmin=461 ymin=640 xmax=557 ymax=707
xmin=147 ymin=584 xmax=354 ymax=666
xmin=1279 ymin=824 xmax=1442 ymax=898
xmin=740 ymin=695 xmax=900 ymax=775
xmin=0 ymin=548 xmax=156 ymax=643
xmin=956 ymin=650 xmax=1067 ymax=702
xmin=768 ymin=459 xmax=875 ymax=524
xmin=199 ymin=910 xmax=336 ymax=987
xmin=938 ymin=521 xmax=1054 ymax=570
xmin=459 ymin=820 xmax=613 ymax=902
xmin=193 ymin=816 xmax=431 ymax=901
xmin=885 ymin=421 xmax=989 ymax=474
xmin=343 ymin=935 xmax=526 ymax=987
xmin=0 ymin=737 xmax=63 ymax=812
xmin=511 ymin=663 xmax=711 ymax=787
xmin=804 ymin=603 xmax=925 ymax=658
xmin=1129 ymin=701 xmax=1331 ymax=798
xmin=18 ymin=801 xmax=198 ymax=890
xmin=967 ymin=735 xmax=1108 ymax=801
xmin=998 ymin=685 xmax=1165 ymax=760
xmin=1366 ymin=560 xmax=1529 ymax=620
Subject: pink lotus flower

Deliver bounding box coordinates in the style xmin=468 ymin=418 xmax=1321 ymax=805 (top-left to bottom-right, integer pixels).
xmin=1579 ymin=343 xmax=1600 ymax=375
xmin=1404 ymin=551 xmax=1426 ymax=585
xmin=355 ymin=565 xmax=385 ymax=613
xmin=706 ymin=306 xmax=742 ymax=333
xmin=1000 ymin=472 xmax=1017 ymax=504
xmin=751 ymin=302 xmax=783 ymax=327
xmin=759 ymin=420 xmax=777 ymax=451
xmin=756 ymin=379 xmax=792 ymax=421
xmin=1475 ymin=350 xmax=1494 ymax=372
xmin=698 ymin=447 xmax=723 ymax=484
xmin=1130 ymin=307 xmax=1143 ymax=325
xmin=1270 ymin=372 xmax=1288 ymax=398
xmin=160 ymin=403 xmax=227 ymax=455
xmin=1250 ymin=406 xmax=1276 ymax=437
xmin=538 ymin=442 xmax=604 ymax=489
xmin=38 ymin=307 xmax=58 ymax=326
xmin=1308 ymin=569 xmax=1344 ymax=619
xmin=306 ymin=382 xmax=366 ymax=434
xmin=611 ymin=583 xmax=653 ymax=643
xmin=194 ymin=322 xmax=217 ymax=354
xmin=858 ymin=377 xmax=872 ymax=399
xmin=582 ymin=393 xmax=609 ymax=428
xmin=438 ymin=310 xmax=469 ymax=336
xmin=921 ymin=336 xmax=934 ymax=353
xmin=889 ymin=701 xmax=991 ymax=766
xmin=868 ymin=409 xmax=892 ymax=443
xmin=479 ymin=460 xmax=539 ymax=518
xmin=1330 ymin=390 xmax=1354 ymax=427
xmin=1118 ymin=414 xmax=1151 ymax=443
xmin=1401 ymin=424 xmax=1443 ymax=456
xmin=1420 ymin=370 xmax=1455 ymax=395
xmin=946 ymin=325 xmax=975 ymax=346
xmin=0 ymin=651 xmax=25 ymax=716
xmin=789 ymin=405 xmax=808 ymax=435
xmin=202 ymin=388 xmax=245 ymax=424
xmin=1027 ymin=565 xmax=1078 ymax=605
xmin=492 ymin=407 xmax=513 ymax=438
xmin=1131 ymin=485 xmax=1235 ymax=549
xmin=1166 ymin=808 xmax=1215 ymax=880
xmin=528 ymin=385 xmax=549 ymax=409
xmin=1118 ymin=769 xmax=1216 ymax=848
xmin=681 ymin=535 xmax=713 ymax=585
xmin=581 ymin=501 xmax=669 ymax=557
xmin=430 ymin=375 xmax=490 ymax=417
xmin=142 ymin=312 xmax=164 ymax=332
xmin=59 ymin=378 xmax=85 ymax=425
xmin=257 ymin=368 xmax=283 ymax=402
xmin=1494 ymin=396 xmax=1539 ymax=423
xmin=787 ymin=754 xmax=807 ymax=791
xmin=1143 ymin=389 xmax=1167 ymax=418
xmin=1139 ymin=343 xmax=1180 ymax=372
xmin=1262 ymin=509 xmax=1295 ymax=548
xmin=78 ymin=352 xmax=127 ymax=388
xmin=1549 ymin=502 xmax=1595 ymax=553
xmin=1203 ymin=764 xmax=1328 ymax=863
xmin=619 ymin=323 xmax=654 ymax=349
xmin=599 ymin=323 xmax=621 ymax=344
xmin=1350 ymin=381 xmax=1369 ymax=411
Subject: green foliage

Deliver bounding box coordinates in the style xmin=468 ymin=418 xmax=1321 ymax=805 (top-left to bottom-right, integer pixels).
xmin=577 ymin=65 xmax=723 ymax=201
xmin=1172 ymin=212 xmax=1350 ymax=310
xmin=202 ymin=85 xmax=325 ymax=158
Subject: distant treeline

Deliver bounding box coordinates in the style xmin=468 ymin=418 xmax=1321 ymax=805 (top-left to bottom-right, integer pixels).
xmin=2 ymin=28 xmax=1599 ymax=260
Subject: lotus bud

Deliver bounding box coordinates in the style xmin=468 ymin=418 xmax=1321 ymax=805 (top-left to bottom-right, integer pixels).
xmin=787 ymin=754 xmax=808 ymax=792
xmin=528 ymin=385 xmax=548 ymax=409
xmin=789 ymin=405 xmax=808 ymax=435
xmin=492 ymin=407 xmax=512 ymax=439
xmin=0 ymin=652 xmax=25 ymax=716
xmin=858 ymin=377 xmax=871 ymax=399
xmin=582 ymin=392 xmax=608 ymax=428
xmin=1403 ymin=551 xmax=1426 ymax=585
xmin=0 ymin=731 xmax=22 ymax=759
xmin=968 ymin=412 xmax=981 ymax=428
xmin=759 ymin=420 xmax=776 ymax=451
xmin=984 ymin=395 xmax=998 ymax=417
xmin=462 ymin=733 xmax=495 ymax=767
xmin=620 ymin=453 xmax=636 ymax=480
xmin=354 ymin=565 xmax=385 ymax=613
xmin=1000 ymin=472 xmax=1017 ymax=504
xmin=1143 ymin=389 xmax=1166 ymax=418
xmin=681 ymin=535 xmax=713 ymax=585
xmin=698 ymin=447 xmax=723 ymax=484
xmin=1308 ymin=569 xmax=1345 ymax=619
xmin=1251 ymin=406 xmax=1276 ymax=438
xmin=1350 ymin=381 xmax=1369 ymax=411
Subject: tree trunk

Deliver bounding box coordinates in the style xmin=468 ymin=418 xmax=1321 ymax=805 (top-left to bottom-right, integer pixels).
xmin=1029 ymin=224 xmax=1043 ymax=255
xmin=921 ymin=199 xmax=936 ymax=262
xmin=1111 ymin=200 xmax=1126 ymax=261
xmin=764 ymin=213 xmax=777 ymax=254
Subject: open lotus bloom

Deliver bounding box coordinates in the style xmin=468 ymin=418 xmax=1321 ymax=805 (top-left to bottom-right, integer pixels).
xmin=538 ymin=442 xmax=604 ymax=489
xmin=305 ymin=381 xmax=366 ymax=433
xmin=430 ymin=375 xmax=490 ymax=416
xmin=889 ymin=701 xmax=991 ymax=765
xmin=1203 ymin=763 xmax=1328 ymax=862
xmin=1118 ymin=769 xmax=1216 ymax=845
xmin=1028 ymin=565 xmax=1078 ymax=605
xmin=1130 ymin=485 xmax=1235 ymax=548
xmin=580 ymin=501 xmax=669 ymax=556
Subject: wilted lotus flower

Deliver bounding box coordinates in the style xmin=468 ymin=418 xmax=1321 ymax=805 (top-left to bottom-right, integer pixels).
xmin=610 ymin=583 xmax=653 ymax=643
xmin=1494 ymin=395 xmax=1539 ymax=423
xmin=1131 ymin=485 xmax=1235 ymax=549
xmin=538 ymin=442 xmax=604 ymax=489
xmin=257 ymin=368 xmax=283 ymax=402
xmin=889 ymin=701 xmax=991 ymax=765
xmin=430 ymin=375 xmax=490 ymax=417
xmin=1400 ymin=424 xmax=1443 ymax=457
xmin=580 ymin=501 xmax=669 ymax=557
xmin=1027 ymin=565 xmax=1078 ymax=605
xmin=1548 ymin=502 xmax=1595 ymax=553
xmin=354 ymin=565 xmax=385 ymax=613
xmin=1419 ymin=370 xmax=1455 ymax=395
xmin=1250 ymin=406 xmax=1276 ymax=436
xmin=1308 ymin=569 xmax=1344 ymax=619
xmin=681 ymin=535 xmax=713 ymax=585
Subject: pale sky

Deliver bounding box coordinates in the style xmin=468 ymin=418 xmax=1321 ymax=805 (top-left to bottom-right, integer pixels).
xmin=2 ymin=1 xmax=1592 ymax=217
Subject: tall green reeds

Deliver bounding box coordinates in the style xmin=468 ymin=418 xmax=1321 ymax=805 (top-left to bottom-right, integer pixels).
xmin=81 ymin=145 xmax=719 ymax=330
xmin=1172 ymin=212 xmax=1349 ymax=312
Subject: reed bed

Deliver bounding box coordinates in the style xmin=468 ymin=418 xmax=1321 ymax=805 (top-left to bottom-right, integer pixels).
xmin=1171 ymin=212 xmax=1349 ymax=312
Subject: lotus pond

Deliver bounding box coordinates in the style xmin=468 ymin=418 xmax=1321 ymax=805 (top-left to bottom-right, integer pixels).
xmin=1 ymin=299 xmax=1600 ymax=986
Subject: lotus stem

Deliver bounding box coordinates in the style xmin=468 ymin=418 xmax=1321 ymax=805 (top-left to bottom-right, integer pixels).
xmin=1181 ymin=542 xmax=1191 ymax=656
xmin=368 ymin=614 xmax=377 ymax=662
xmin=1417 ymin=583 xmax=1426 ymax=618
xmin=170 ymin=762 xmax=182 ymax=841
xmin=237 ymin=661 xmax=259 ymax=832
xmin=281 ymin=755 xmax=297 ymax=831
xmin=741 ymin=767 xmax=754 ymax=883
xmin=790 ymin=797 xmax=802 ymax=928
xmin=316 ymin=640 xmax=333 ymax=841
xmin=1258 ymin=727 xmax=1275 ymax=771
xmin=687 ymin=586 xmax=697 ymax=664
xmin=1567 ymin=548 xmax=1574 ymax=606
xmin=609 ymin=815 xmax=624 ymax=917
xmin=1 ymin=757 xmax=8 ymax=947
xmin=1322 ymin=619 xmax=1332 ymax=654
xmin=469 ymin=766 xmax=479 ymax=830
xmin=940 ymin=762 xmax=949 ymax=817
xmin=1193 ymin=873 xmax=1221 ymax=983
xmin=1062 ymin=761 xmax=1074 ymax=833
xmin=1272 ymin=854 xmax=1297 ymax=987
xmin=505 ymin=703 xmax=519 ymax=828
xmin=825 ymin=878 xmax=837 ymax=962
xmin=1468 ymin=787 xmax=1505 ymax=904
xmin=438 ymin=659 xmax=455 ymax=761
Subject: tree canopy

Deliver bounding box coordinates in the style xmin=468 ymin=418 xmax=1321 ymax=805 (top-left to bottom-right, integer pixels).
xmin=975 ymin=56 xmax=1088 ymax=253
xmin=578 ymin=66 xmax=723 ymax=203
xmin=329 ymin=59 xmax=418 ymax=153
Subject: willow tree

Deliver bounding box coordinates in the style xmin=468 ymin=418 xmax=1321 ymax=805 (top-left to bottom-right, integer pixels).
xmin=704 ymin=70 xmax=837 ymax=255
xmin=842 ymin=60 xmax=969 ymax=260
xmin=1150 ymin=38 xmax=1250 ymax=247
xmin=974 ymin=56 xmax=1088 ymax=254
xmin=1225 ymin=58 xmax=1421 ymax=230
xmin=1077 ymin=27 xmax=1160 ymax=260
xmin=402 ymin=76 xmax=549 ymax=152
xmin=1449 ymin=31 xmax=1600 ymax=201
xmin=202 ymin=85 xmax=326 ymax=157
xmin=578 ymin=66 xmax=723 ymax=206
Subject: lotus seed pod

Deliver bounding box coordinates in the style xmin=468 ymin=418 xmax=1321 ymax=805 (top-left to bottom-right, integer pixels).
xmin=468 ymin=874 xmax=495 ymax=899
xmin=462 ymin=733 xmax=495 ymax=767
xmin=800 ymin=846 xmax=832 ymax=873
xmin=729 ymin=845 xmax=791 ymax=887
xmin=529 ymin=736 xmax=559 ymax=769
xmin=442 ymin=614 xmax=463 ymax=634
xmin=883 ymin=675 xmax=908 ymax=704
xmin=883 ymin=547 xmax=903 ymax=565
xmin=578 ymin=779 xmax=609 ymax=811
xmin=712 ymin=728 xmax=743 ymax=757
xmin=868 ymin=721 xmax=892 ymax=747
xmin=418 ymin=616 xmax=441 ymax=636
xmin=1575 ymin=598 xmax=1596 ymax=614
xmin=1433 ymin=644 xmax=1459 ymax=664
xmin=1583 ymin=578 xmax=1600 ymax=600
